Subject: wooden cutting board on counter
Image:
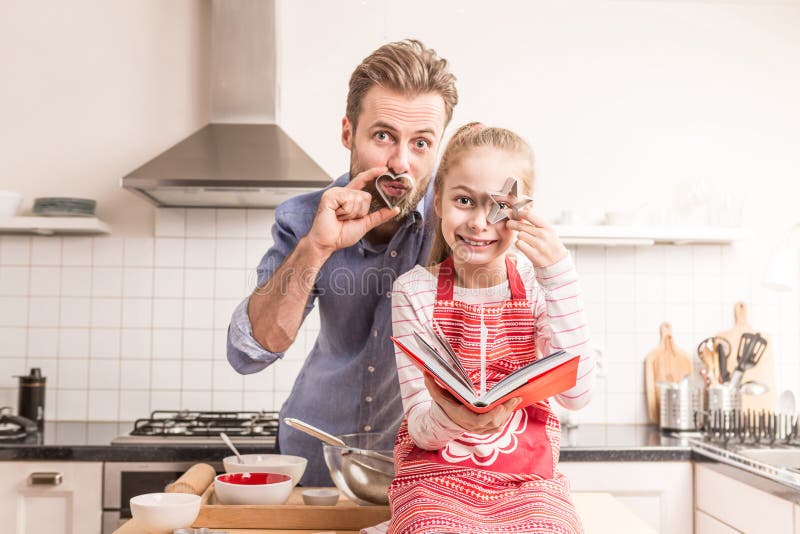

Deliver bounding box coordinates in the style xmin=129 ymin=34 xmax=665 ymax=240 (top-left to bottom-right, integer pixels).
xmin=715 ymin=301 xmax=776 ymax=411
xmin=194 ymin=485 xmax=389 ymax=530
xmin=644 ymin=322 xmax=692 ymax=423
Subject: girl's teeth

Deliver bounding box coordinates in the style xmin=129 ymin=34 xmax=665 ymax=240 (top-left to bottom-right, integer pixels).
xmin=462 ymin=237 xmax=493 ymax=246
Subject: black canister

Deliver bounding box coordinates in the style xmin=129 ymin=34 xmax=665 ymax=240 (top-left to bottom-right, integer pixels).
xmin=16 ymin=368 xmax=46 ymax=429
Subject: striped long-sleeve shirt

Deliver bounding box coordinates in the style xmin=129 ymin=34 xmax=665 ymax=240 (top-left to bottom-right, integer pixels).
xmin=391 ymin=252 xmax=596 ymax=450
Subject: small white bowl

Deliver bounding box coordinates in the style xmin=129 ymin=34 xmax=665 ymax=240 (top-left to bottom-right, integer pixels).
xmin=0 ymin=192 xmax=22 ymax=218
xmin=302 ymin=488 xmax=340 ymax=506
xmin=223 ymin=453 xmax=307 ymax=486
xmin=214 ymin=472 xmax=293 ymax=505
xmin=129 ymin=492 xmax=201 ymax=534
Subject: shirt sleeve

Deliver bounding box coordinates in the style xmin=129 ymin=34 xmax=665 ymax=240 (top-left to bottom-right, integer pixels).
xmin=531 ymin=253 xmax=596 ymax=410
xmin=391 ymin=275 xmax=466 ymax=450
xmin=227 ymin=207 xmax=317 ymax=375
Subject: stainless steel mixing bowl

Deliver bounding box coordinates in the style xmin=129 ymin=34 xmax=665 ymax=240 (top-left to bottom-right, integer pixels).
xmin=321 ymin=432 xmax=394 ymax=505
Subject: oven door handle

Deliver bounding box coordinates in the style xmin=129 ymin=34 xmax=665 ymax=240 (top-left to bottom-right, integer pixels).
xmin=28 ymin=472 xmax=63 ymax=486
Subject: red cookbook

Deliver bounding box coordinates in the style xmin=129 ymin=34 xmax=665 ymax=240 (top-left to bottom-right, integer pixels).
xmin=391 ymin=329 xmax=580 ymax=414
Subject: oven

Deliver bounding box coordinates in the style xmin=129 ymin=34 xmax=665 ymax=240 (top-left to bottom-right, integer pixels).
xmin=102 ymin=460 xmax=215 ymax=534
xmin=103 ymin=410 xmax=279 ymax=534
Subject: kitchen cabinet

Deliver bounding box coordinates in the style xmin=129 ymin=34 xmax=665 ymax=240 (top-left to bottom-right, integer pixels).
xmin=0 ymin=461 xmax=103 ymax=534
xmin=559 ymin=461 xmax=693 ymax=533
xmin=695 ymin=463 xmax=794 ymax=534
xmin=795 ymin=504 xmax=800 ymax=534
xmin=696 ymin=509 xmax=742 ymax=533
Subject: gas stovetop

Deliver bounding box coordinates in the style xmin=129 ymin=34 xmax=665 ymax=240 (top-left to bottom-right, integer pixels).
xmin=111 ymin=410 xmax=279 ymax=446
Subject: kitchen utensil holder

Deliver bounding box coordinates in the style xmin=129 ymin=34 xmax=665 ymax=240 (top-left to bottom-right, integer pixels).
xmin=660 ymin=382 xmax=703 ymax=431
xmin=707 ymin=384 xmax=741 ymax=413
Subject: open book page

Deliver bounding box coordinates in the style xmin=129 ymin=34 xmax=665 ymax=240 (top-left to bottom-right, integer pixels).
xmin=411 ymin=333 xmax=473 ymax=392
xmin=398 ymin=334 xmax=478 ymax=404
xmin=480 ymin=350 xmax=573 ymax=405
xmin=425 ymin=322 xmax=470 ymax=382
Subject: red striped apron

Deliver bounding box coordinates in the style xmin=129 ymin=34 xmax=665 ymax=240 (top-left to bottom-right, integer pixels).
xmin=387 ymin=256 xmax=583 ymax=534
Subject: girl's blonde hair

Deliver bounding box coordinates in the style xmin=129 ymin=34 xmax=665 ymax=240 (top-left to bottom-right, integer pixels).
xmin=427 ymin=122 xmax=535 ymax=266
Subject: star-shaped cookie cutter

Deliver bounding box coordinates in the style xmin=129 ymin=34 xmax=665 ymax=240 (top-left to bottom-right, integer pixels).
xmin=487 ymin=177 xmax=533 ymax=224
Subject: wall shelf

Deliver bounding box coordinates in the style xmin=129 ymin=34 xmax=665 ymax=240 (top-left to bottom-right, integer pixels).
xmin=555 ymin=225 xmax=742 ymax=246
xmin=0 ymin=216 xmax=111 ymax=236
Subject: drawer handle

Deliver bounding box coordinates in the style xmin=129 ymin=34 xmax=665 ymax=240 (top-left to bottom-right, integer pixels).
xmin=27 ymin=472 xmax=63 ymax=486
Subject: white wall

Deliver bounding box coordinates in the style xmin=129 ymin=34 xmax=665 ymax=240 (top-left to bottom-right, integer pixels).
xmin=278 ymin=0 xmax=800 ymax=227
xmin=0 ymin=0 xmax=212 ymax=236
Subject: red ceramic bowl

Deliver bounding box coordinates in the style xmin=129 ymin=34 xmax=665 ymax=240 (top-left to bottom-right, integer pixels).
xmin=214 ymin=472 xmax=293 ymax=505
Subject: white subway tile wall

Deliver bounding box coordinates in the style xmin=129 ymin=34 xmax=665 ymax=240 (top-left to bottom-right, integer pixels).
xmin=0 ymin=208 xmax=798 ymax=423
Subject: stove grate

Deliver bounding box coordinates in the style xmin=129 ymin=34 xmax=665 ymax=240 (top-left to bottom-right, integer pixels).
xmin=129 ymin=410 xmax=280 ymax=438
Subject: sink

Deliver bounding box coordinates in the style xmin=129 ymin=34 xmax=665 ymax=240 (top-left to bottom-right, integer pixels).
xmin=736 ymin=447 xmax=800 ymax=469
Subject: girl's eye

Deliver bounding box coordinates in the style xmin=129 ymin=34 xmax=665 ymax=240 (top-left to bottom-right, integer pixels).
xmin=497 ymin=201 xmax=510 ymax=209
xmin=455 ymin=196 xmax=473 ymax=207
xmin=414 ymin=139 xmax=430 ymax=150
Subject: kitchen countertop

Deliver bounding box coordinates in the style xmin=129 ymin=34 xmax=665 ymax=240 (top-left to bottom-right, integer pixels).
xmin=6 ymin=421 xmax=798 ymax=509
xmin=114 ymin=492 xmax=656 ymax=534
xmin=0 ymin=422 xmax=691 ymax=462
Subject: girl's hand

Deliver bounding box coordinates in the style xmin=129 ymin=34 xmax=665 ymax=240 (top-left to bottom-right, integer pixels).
xmin=506 ymin=211 xmax=568 ymax=268
xmin=424 ymin=375 xmax=521 ymax=435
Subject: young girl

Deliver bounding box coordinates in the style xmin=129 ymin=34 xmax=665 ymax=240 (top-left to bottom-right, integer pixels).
xmin=387 ymin=123 xmax=595 ymax=533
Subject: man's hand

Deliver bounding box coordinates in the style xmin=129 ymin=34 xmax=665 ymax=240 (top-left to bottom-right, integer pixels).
xmin=307 ymin=166 xmax=399 ymax=253
xmin=506 ymin=210 xmax=568 ymax=268
xmin=424 ymin=375 xmax=521 ymax=435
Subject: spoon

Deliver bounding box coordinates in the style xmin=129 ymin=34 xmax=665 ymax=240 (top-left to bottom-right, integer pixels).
xmin=220 ymin=432 xmax=243 ymax=464
xmin=283 ymin=417 xmax=394 ymax=463
xmin=738 ymin=381 xmax=768 ymax=397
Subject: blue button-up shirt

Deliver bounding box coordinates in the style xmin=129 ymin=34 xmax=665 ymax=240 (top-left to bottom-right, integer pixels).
xmin=228 ymin=173 xmax=434 ymax=485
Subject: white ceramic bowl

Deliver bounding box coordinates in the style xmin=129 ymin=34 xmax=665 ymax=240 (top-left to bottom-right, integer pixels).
xmin=129 ymin=492 xmax=201 ymax=534
xmin=302 ymin=488 xmax=340 ymax=506
xmin=214 ymin=472 xmax=293 ymax=505
xmin=223 ymin=453 xmax=307 ymax=486
xmin=0 ymin=191 xmax=22 ymax=217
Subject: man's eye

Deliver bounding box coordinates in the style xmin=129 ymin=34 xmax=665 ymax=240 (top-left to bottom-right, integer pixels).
xmin=375 ymin=131 xmax=390 ymax=141
xmin=415 ymin=139 xmax=430 ymax=150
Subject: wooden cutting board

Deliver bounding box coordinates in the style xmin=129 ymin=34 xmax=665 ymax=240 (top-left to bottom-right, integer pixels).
xmin=715 ymin=301 xmax=776 ymax=411
xmin=644 ymin=322 xmax=692 ymax=423
xmin=193 ymin=485 xmax=389 ymax=530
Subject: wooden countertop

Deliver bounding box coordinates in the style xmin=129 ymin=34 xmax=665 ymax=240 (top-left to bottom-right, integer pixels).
xmin=114 ymin=491 xmax=655 ymax=534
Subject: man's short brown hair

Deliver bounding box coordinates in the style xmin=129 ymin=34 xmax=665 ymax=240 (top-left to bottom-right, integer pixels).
xmin=346 ymin=39 xmax=458 ymax=131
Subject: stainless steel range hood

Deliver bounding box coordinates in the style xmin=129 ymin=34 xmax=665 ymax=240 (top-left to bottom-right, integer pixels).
xmin=122 ymin=123 xmax=331 ymax=208
xmin=122 ymin=0 xmax=331 ymax=208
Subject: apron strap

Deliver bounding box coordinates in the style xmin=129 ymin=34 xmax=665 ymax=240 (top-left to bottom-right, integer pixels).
xmin=436 ymin=256 xmax=455 ymax=300
xmin=435 ymin=255 xmax=526 ymax=301
xmin=506 ymin=256 xmax=527 ymax=300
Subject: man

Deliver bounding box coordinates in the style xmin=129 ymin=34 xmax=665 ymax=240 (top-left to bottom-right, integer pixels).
xmin=228 ymin=39 xmax=458 ymax=485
